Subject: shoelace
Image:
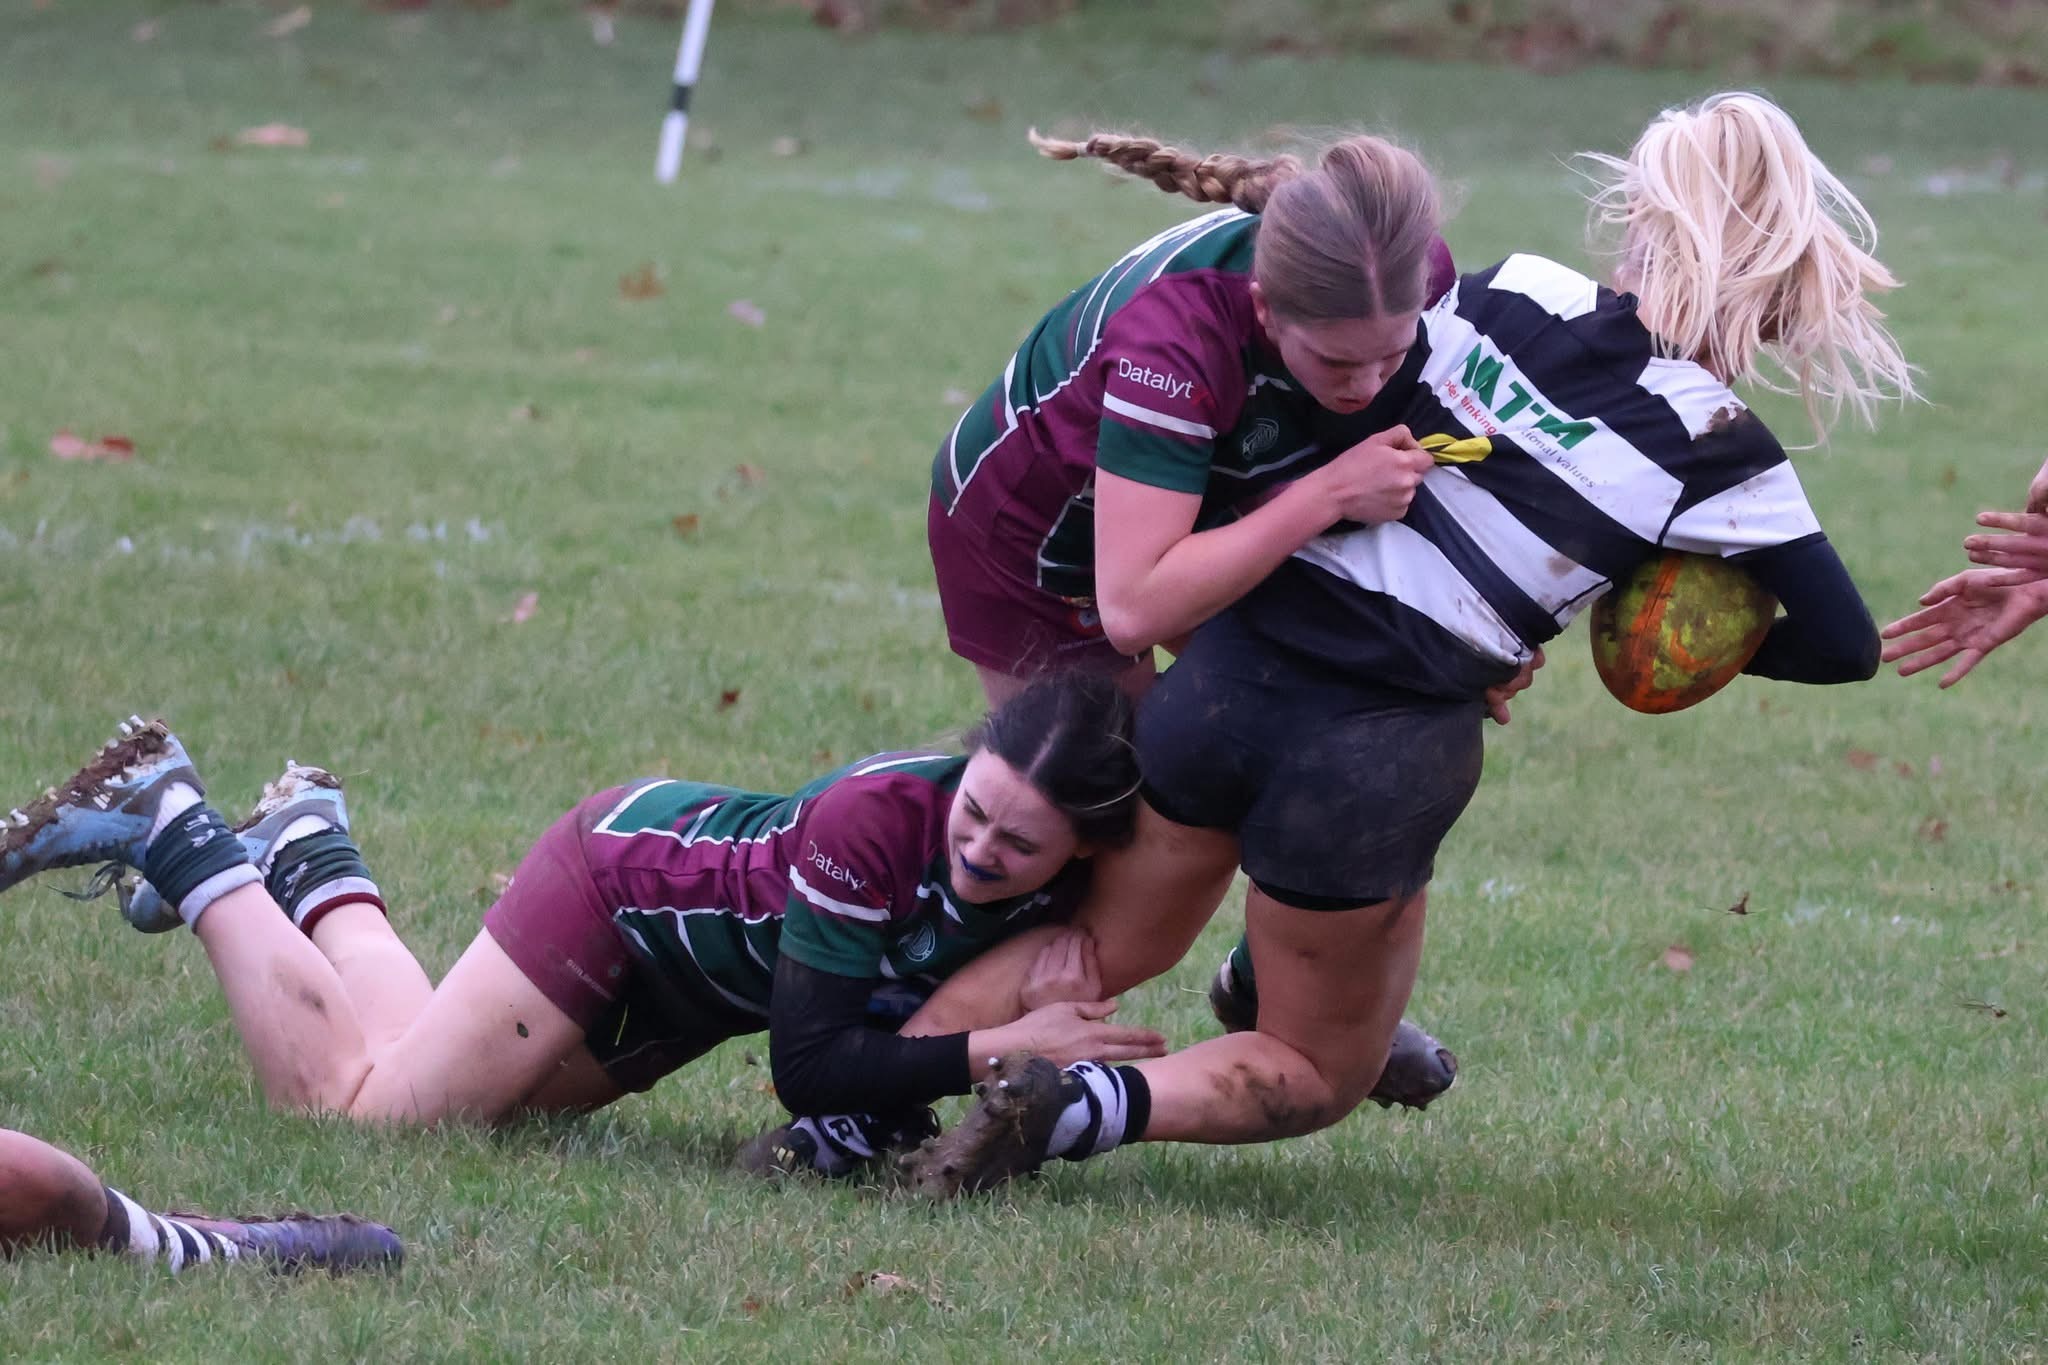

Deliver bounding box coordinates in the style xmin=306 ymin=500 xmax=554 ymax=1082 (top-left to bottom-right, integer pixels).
xmin=56 ymin=860 xmax=126 ymax=902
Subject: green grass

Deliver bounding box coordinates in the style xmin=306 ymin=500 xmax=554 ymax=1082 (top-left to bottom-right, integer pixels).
xmin=4 ymin=2 xmax=2048 ymax=1358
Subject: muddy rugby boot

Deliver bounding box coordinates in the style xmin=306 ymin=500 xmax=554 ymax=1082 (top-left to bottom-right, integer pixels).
xmin=901 ymin=1053 xmax=1068 ymax=1198
xmin=0 ymin=718 xmax=203 ymax=899
xmin=735 ymin=1109 xmax=942 ymax=1180
xmin=1207 ymin=948 xmax=1459 ymax=1110
xmin=120 ymin=760 xmax=354 ymax=933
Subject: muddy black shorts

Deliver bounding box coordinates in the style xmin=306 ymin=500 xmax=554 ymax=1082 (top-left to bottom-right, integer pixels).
xmin=1136 ymin=610 xmax=1486 ymax=910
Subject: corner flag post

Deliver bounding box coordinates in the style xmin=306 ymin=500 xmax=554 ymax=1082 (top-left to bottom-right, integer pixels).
xmin=655 ymin=0 xmax=716 ymax=184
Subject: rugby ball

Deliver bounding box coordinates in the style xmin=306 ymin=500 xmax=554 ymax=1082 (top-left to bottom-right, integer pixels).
xmin=1588 ymin=550 xmax=1776 ymax=714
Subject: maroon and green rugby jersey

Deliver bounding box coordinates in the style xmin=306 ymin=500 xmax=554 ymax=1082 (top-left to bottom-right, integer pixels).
xmin=588 ymin=752 xmax=1084 ymax=1020
xmin=930 ymin=208 xmax=1455 ymax=603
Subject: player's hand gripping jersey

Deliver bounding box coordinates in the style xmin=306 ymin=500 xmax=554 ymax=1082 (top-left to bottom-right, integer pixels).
xmin=930 ymin=209 xmax=1456 ymax=607
xmin=1234 ymin=254 xmax=1880 ymax=696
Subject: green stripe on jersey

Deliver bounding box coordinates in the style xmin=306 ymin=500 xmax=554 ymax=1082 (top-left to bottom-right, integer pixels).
xmin=933 ymin=210 xmax=1260 ymax=504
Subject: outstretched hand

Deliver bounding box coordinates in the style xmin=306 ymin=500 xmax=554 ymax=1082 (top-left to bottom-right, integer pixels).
xmin=985 ymin=1000 xmax=1165 ymax=1069
xmin=1963 ymin=510 xmax=2048 ymax=576
xmin=1880 ymin=567 xmax=2048 ymax=687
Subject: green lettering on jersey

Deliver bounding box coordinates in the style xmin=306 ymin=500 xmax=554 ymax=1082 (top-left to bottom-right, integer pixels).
xmin=1459 ymin=343 xmax=1504 ymax=406
xmin=1534 ymin=413 xmax=1596 ymax=449
xmin=1494 ymin=381 xmax=1537 ymax=422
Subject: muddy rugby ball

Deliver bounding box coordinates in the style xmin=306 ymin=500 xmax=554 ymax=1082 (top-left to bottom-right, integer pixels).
xmin=1588 ymin=550 xmax=1776 ymax=714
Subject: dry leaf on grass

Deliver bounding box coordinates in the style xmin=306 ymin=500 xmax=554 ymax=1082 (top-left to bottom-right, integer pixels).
xmin=50 ymin=431 xmax=136 ymax=462
xmin=1724 ymin=891 xmax=1750 ymax=916
xmin=718 ymin=688 xmax=742 ymax=710
xmin=1661 ymin=944 xmax=1695 ymax=973
xmin=236 ymin=123 xmax=310 ymax=148
xmin=672 ymin=513 xmax=700 ymax=537
xmin=734 ymin=462 xmax=765 ymax=486
xmin=619 ymin=263 xmax=664 ymax=301
xmin=1844 ymin=748 xmax=1879 ymax=771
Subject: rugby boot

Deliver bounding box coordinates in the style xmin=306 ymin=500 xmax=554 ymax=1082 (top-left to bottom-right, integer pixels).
xmin=1207 ymin=948 xmax=1459 ymax=1110
xmin=0 ymin=718 xmax=202 ymax=898
xmin=120 ymin=761 xmax=351 ymax=933
xmin=735 ymin=1108 xmax=942 ymax=1180
xmin=902 ymin=1053 xmax=1068 ymax=1198
xmin=168 ymin=1209 xmax=404 ymax=1274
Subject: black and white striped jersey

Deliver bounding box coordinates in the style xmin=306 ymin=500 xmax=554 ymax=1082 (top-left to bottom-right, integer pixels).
xmin=1234 ymin=253 xmax=1830 ymax=699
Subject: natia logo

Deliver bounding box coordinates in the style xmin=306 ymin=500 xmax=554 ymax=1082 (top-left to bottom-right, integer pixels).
xmin=1116 ymin=356 xmax=1197 ymax=403
xmin=1447 ymin=340 xmax=1594 ymax=450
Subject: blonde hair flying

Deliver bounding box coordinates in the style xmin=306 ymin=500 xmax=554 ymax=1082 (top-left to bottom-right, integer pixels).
xmin=1582 ymin=91 xmax=1917 ymax=434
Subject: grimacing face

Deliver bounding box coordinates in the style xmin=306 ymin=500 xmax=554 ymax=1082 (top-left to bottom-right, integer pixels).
xmin=1251 ymin=281 xmax=1421 ymax=415
xmin=945 ymin=750 xmax=1087 ymax=904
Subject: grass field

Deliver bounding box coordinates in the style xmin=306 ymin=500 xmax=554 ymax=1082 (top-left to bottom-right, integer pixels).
xmin=4 ymin=3 xmax=2048 ymax=1358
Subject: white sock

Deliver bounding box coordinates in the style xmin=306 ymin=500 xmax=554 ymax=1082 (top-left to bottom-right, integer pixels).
xmin=146 ymin=782 xmax=203 ymax=844
xmin=1047 ymin=1061 xmax=1138 ymax=1160
xmin=107 ymin=1189 xmax=240 ymax=1272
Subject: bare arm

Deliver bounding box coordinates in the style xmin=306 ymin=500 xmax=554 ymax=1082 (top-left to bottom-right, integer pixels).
xmin=1092 ymin=428 xmax=1434 ymax=655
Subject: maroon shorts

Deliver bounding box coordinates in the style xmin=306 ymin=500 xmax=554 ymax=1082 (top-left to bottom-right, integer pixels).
xmin=928 ymin=493 xmax=1141 ymax=679
xmin=483 ymin=788 xmax=745 ymax=1094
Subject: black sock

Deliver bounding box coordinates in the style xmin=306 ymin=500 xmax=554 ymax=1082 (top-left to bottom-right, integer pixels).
xmin=141 ymin=805 xmax=258 ymax=924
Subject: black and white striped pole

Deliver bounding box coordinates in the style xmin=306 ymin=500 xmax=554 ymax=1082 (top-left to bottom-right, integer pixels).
xmin=655 ymin=0 xmax=716 ymax=184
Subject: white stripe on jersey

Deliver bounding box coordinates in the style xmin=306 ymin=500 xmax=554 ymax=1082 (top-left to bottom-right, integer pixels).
xmin=790 ymin=866 xmax=892 ymax=923
xmin=846 ymin=751 xmax=950 ymax=778
xmin=1424 ymin=464 xmax=1608 ymax=613
xmin=616 ymin=912 xmax=771 ymax=1014
xmin=1664 ymin=461 xmax=1821 ymax=553
xmin=1294 ymin=520 xmax=1527 ymax=663
xmin=1102 ymin=392 xmax=1217 ymax=440
xmin=948 ymin=209 xmax=1247 ymax=509
xmin=1491 ymin=253 xmax=1600 ymax=320
xmin=590 ymin=780 xmax=803 ymax=850
xmin=1419 ymin=305 xmax=1685 ymax=542
xmin=1637 ymin=355 xmax=1744 ymax=437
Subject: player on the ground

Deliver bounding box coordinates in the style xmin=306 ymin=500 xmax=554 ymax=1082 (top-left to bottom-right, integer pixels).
xmin=0 ymin=677 xmax=1167 ymax=1175
xmin=0 ymin=1127 xmax=400 ymax=1272
xmin=1882 ymin=452 xmax=2048 ymax=684
xmin=929 ymin=128 xmax=1462 ymax=705
xmin=901 ymin=91 xmax=1915 ymax=1194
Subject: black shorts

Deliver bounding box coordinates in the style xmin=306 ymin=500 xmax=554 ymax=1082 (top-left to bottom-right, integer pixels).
xmin=1136 ymin=611 xmax=1486 ymax=909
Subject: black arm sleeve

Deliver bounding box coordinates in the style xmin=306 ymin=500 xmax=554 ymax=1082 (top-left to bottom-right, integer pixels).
xmin=768 ymin=954 xmax=973 ymax=1116
xmin=1731 ymin=533 xmax=1880 ymax=684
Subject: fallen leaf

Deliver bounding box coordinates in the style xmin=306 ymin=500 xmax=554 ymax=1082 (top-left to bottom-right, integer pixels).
xmin=510 ymin=402 xmax=541 ymax=421
xmin=1937 ymin=465 xmax=1958 ymax=490
xmin=1961 ymin=998 xmax=2008 ymax=1019
xmin=734 ymin=462 xmax=765 ymax=486
xmin=1660 ymin=944 xmax=1695 ymax=973
xmin=844 ymin=1270 xmax=942 ymax=1305
xmin=964 ymin=97 xmax=1003 ymax=122
xmin=264 ymin=5 xmax=313 ymax=37
xmin=770 ymin=135 xmax=807 ymax=158
xmin=1844 ymin=748 xmax=1879 ymax=771
xmin=1893 ymin=761 xmax=1916 ymax=779
xmin=507 ymin=591 xmax=539 ymax=625
xmin=811 ymin=749 xmax=834 ymax=766
xmin=718 ymin=688 xmax=742 ymax=709
xmin=131 ymin=18 xmax=162 ymax=41
xmin=672 ymin=513 xmax=700 ymax=537
xmin=726 ymin=298 xmax=766 ymax=327
xmin=49 ymin=431 xmax=135 ymax=463
xmin=1917 ymin=817 xmax=1948 ymax=843
xmin=740 ymin=1294 xmax=763 ymax=1316
xmin=1724 ymin=891 xmax=1750 ymax=916
xmin=235 ymin=123 xmax=310 ymax=148
xmin=619 ymin=263 xmax=664 ymax=301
